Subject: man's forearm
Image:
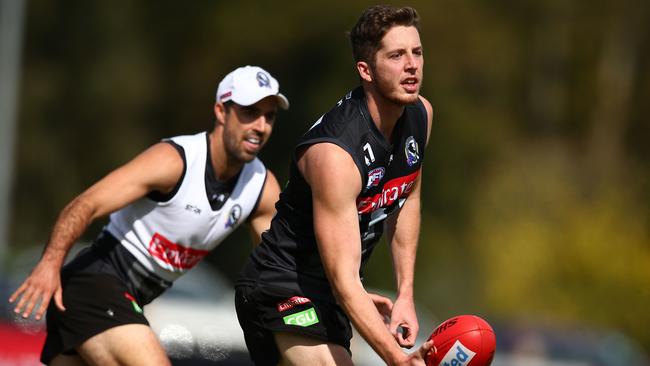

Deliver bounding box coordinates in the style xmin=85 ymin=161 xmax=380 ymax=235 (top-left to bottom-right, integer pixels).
xmin=42 ymin=196 xmax=95 ymax=266
xmin=391 ymin=220 xmax=417 ymax=295
xmin=333 ymin=280 xmax=407 ymax=365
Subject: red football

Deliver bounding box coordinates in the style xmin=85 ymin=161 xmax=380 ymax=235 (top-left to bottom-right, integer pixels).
xmin=425 ymin=315 xmax=496 ymax=366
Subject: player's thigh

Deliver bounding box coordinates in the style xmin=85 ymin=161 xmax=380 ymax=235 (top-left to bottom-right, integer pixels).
xmin=274 ymin=331 xmax=353 ymax=366
xmin=77 ymin=323 xmax=171 ymax=366
xmin=50 ymin=354 xmax=88 ymax=366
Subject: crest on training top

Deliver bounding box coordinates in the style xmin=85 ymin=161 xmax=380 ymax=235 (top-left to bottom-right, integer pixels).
xmin=226 ymin=204 xmax=242 ymax=228
xmin=405 ymin=136 xmax=419 ymax=166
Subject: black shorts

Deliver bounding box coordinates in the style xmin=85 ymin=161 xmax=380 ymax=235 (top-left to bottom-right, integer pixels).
xmin=234 ymin=285 xmax=353 ymax=366
xmin=40 ymin=272 xmax=149 ymax=364
xmin=38 ymin=231 xmax=172 ymax=365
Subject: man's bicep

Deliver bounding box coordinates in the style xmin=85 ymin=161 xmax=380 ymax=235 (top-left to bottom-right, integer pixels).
xmin=82 ymin=143 xmax=184 ymax=219
xmin=300 ymin=143 xmax=363 ymax=279
xmin=301 ymin=143 xmax=361 ymax=218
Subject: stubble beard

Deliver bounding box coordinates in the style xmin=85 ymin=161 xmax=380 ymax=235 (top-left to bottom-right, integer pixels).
xmin=374 ymin=72 xmax=420 ymax=106
xmin=224 ymin=135 xmax=255 ymax=165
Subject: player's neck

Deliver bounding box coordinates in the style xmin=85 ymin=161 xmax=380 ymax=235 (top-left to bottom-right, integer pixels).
xmin=364 ymin=87 xmax=405 ymax=141
xmin=208 ymin=130 xmax=243 ymax=181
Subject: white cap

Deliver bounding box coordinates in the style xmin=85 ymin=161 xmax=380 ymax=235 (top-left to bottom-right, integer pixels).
xmin=216 ymin=65 xmax=289 ymax=110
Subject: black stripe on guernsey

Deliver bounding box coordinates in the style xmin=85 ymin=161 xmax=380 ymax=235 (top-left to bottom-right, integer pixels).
xmin=147 ymin=140 xmax=187 ymax=202
xmin=205 ymin=133 xmax=241 ymax=211
xmin=246 ymin=169 xmax=268 ymax=223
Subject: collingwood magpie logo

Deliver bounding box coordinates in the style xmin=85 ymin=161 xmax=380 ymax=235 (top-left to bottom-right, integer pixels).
xmin=256 ymin=71 xmax=271 ymax=88
xmin=225 ymin=204 xmax=242 ymax=228
xmin=405 ymin=136 xmax=419 ymax=166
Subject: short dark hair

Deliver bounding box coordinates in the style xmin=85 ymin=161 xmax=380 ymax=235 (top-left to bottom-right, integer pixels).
xmin=349 ymin=5 xmax=420 ymax=65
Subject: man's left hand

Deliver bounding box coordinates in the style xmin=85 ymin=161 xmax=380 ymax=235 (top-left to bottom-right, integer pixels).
xmin=390 ymin=296 xmax=418 ymax=348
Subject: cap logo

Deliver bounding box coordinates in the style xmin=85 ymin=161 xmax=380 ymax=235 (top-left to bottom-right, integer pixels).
xmin=219 ymin=91 xmax=232 ymax=101
xmin=256 ymin=71 xmax=271 ymax=88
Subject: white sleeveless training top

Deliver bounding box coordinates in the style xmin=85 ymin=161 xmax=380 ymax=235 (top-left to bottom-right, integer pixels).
xmin=106 ymin=132 xmax=267 ymax=282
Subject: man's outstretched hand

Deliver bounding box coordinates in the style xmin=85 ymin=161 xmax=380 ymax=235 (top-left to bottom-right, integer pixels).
xmin=8 ymin=261 xmax=65 ymax=320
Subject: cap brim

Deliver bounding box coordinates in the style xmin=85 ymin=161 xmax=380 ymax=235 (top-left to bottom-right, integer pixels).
xmin=274 ymin=93 xmax=290 ymax=110
xmin=230 ymin=91 xmax=290 ymax=110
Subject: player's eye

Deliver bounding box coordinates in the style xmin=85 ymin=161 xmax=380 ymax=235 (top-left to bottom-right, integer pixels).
xmin=265 ymin=112 xmax=277 ymax=123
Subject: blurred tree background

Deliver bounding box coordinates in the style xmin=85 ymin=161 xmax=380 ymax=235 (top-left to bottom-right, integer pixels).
xmin=4 ymin=0 xmax=649 ymax=357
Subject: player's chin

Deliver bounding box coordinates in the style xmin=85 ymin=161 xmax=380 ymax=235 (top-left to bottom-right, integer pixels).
xmin=237 ymin=150 xmax=258 ymax=163
xmin=393 ymin=93 xmax=419 ymax=105
xmin=393 ymin=86 xmax=419 ymax=101
xmin=241 ymin=144 xmax=264 ymax=159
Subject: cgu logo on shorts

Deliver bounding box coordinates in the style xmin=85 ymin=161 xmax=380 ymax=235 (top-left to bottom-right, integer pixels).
xmin=148 ymin=232 xmax=208 ymax=270
xmin=283 ymin=308 xmax=319 ymax=327
xmin=277 ymin=296 xmax=312 ymax=312
xmin=437 ymin=340 xmax=476 ymax=366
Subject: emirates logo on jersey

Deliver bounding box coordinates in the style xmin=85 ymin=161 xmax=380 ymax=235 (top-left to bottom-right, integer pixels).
xmin=356 ymin=171 xmax=419 ymax=213
xmin=148 ymin=233 xmax=208 ymax=270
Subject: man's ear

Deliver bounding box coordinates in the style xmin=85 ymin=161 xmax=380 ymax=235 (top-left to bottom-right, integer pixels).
xmin=214 ymin=102 xmax=227 ymax=125
xmin=356 ymin=61 xmax=373 ymax=83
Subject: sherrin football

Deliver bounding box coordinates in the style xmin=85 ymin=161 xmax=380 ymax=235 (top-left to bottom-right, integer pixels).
xmin=425 ymin=315 xmax=496 ymax=366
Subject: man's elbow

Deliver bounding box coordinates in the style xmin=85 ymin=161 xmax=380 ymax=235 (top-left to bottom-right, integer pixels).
xmin=328 ymin=270 xmax=363 ymax=299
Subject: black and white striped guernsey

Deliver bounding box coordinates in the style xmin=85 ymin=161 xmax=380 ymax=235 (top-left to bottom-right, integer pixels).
xmin=238 ymin=86 xmax=428 ymax=303
xmin=107 ymin=131 xmax=267 ymax=283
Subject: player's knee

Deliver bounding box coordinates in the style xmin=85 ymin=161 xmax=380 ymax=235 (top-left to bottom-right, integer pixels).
xmin=275 ymin=332 xmax=352 ymax=366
